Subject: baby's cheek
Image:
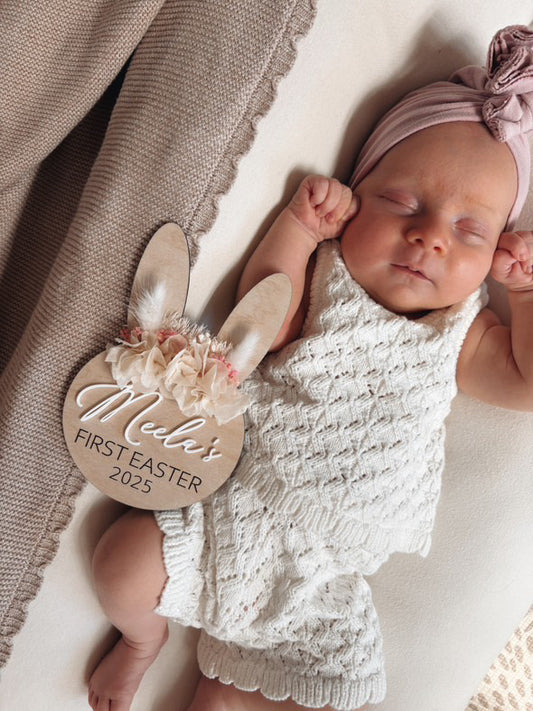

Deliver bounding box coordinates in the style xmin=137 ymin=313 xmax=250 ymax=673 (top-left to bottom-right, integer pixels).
xmin=450 ymin=253 xmax=492 ymax=296
xmin=489 ymin=246 xmax=505 ymax=269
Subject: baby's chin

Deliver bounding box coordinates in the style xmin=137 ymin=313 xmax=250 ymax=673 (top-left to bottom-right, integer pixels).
xmin=369 ymin=289 xmax=473 ymax=316
xmin=362 ymin=282 xmax=433 ymax=314
xmin=376 ymin=276 xmax=488 ymax=314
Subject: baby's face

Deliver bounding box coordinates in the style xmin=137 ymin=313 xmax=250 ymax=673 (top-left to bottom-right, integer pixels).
xmin=341 ymin=122 xmax=517 ymax=315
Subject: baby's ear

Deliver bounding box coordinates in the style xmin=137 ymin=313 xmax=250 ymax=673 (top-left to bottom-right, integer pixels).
xmin=340 ymin=189 xmax=359 ymax=227
xmin=217 ymin=274 xmax=292 ymax=381
xmin=128 ymin=223 xmax=190 ymax=329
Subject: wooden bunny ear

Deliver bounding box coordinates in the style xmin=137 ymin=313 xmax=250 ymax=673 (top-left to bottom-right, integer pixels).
xmin=218 ymin=273 xmax=292 ymax=381
xmin=127 ymin=223 xmax=190 ymax=328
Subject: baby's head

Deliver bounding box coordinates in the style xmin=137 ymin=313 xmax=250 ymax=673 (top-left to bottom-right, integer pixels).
xmin=342 ymin=25 xmax=533 ymax=316
xmin=342 ymin=121 xmax=517 ymax=315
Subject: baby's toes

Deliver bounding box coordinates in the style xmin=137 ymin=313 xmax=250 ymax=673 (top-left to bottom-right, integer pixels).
xmin=88 ymin=688 xmax=98 ymax=710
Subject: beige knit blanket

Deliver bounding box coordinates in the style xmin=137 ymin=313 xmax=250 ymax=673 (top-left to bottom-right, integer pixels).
xmin=0 ymin=0 xmax=316 ymax=667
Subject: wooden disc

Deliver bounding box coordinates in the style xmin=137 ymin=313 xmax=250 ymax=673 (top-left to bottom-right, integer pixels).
xmin=63 ymin=353 xmax=244 ymax=509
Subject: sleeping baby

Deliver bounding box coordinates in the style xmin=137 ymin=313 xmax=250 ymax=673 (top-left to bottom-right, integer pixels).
xmin=87 ymin=24 xmax=533 ymax=711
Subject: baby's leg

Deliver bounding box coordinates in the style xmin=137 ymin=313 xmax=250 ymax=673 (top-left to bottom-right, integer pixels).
xmin=88 ymin=508 xmax=169 ymax=711
xmin=186 ymin=675 xmax=369 ymax=711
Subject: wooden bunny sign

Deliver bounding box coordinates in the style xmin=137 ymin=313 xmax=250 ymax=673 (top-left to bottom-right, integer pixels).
xmin=63 ymin=224 xmax=291 ymax=509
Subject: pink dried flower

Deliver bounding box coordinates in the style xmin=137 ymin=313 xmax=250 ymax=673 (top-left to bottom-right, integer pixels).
xmin=157 ymin=329 xmax=179 ymax=344
xmin=119 ymin=327 xmax=131 ymax=343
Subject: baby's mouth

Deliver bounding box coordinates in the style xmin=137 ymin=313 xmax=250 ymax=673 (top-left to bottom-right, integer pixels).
xmin=392 ymin=263 xmax=431 ymax=281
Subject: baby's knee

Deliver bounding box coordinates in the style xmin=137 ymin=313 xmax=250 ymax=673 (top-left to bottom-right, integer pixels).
xmin=92 ymin=509 xmax=166 ymax=611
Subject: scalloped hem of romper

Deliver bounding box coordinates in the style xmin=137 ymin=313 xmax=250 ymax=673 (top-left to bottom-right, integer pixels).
xmin=197 ymin=632 xmax=387 ymax=710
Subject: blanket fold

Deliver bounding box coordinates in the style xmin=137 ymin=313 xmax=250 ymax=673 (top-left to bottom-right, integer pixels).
xmin=0 ymin=0 xmax=317 ymax=667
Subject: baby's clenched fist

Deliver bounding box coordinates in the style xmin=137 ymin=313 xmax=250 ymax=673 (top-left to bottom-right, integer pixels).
xmin=491 ymin=231 xmax=533 ymax=291
xmin=288 ymin=175 xmax=358 ymax=243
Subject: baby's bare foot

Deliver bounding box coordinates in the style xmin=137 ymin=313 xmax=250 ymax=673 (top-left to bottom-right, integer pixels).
xmin=88 ymin=629 xmax=168 ymax=711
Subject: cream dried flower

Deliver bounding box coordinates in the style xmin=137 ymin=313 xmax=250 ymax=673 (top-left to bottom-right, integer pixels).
xmin=105 ymin=319 xmax=249 ymax=424
xmin=164 ymin=340 xmax=249 ymax=424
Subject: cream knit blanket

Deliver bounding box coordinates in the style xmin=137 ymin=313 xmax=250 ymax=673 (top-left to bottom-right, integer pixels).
xmin=0 ymin=0 xmax=316 ymax=668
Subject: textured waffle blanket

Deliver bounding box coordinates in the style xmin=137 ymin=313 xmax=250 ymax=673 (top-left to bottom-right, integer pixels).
xmin=0 ymin=0 xmax=316 ymax=667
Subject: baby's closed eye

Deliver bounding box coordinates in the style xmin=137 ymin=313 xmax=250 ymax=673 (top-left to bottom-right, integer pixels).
xmin=454 ymin=218 xmax=489 ymax=241
xmin=378 ymin=190 xmax=419 ymax=214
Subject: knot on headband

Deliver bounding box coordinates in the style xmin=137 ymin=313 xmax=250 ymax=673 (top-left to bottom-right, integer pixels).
xmin=350 ymin=24 xmax=533 ymax=229
xmin=454 ymin=25 xmax=533 ymax=142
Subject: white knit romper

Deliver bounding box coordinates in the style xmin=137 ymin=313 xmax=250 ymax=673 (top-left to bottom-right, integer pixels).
xmin=154 ymin=239 xmax=487 ymax=710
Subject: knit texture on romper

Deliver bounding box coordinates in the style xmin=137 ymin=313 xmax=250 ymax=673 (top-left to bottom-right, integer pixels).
xmin=155 ymin=239 xmax=487 ymax=709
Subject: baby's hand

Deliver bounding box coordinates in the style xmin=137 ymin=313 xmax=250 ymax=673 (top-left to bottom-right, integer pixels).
xmin=491 ymin=231 xmax=533 ymax=291
xmin=287 ymin=175 xmax=358 ymax=243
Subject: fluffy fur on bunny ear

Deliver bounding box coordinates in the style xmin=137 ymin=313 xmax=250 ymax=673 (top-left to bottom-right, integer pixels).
xmin=128 ymin=223 xmax=190 ymax=328
xmin=128 ymin=282 xmax=169 ymax=332
xmin=218 ymin=273 xmax=292 ymax=381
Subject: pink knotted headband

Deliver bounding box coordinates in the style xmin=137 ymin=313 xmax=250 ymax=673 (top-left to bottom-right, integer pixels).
xmin=350 ymin=25 xmax=533 ymax=229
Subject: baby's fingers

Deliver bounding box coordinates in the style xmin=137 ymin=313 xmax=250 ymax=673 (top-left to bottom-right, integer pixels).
xmin=324 ymin=186 xmax=358 ymax=227
xmin=313 ymin=178 xmax=344 ymax=217
xmin=293 ymin=175 xmax=358 ymax=241
xmin=306 ymin=175 xmax=331 ymax=210
xmin=491 ymin=249 xmax=524 ymax=281
xmin=491 ymin=231 xmax=533 ymax=288
xmin=497 ymin=231 xmax=532 ymax=263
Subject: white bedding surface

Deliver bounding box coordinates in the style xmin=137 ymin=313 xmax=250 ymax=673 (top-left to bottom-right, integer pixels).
xmin=2 ymin=2 xmax=533 ymax=709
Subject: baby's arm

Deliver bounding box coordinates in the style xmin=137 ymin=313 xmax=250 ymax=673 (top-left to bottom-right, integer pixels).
xmin=457 ymin=231 xmax=533 ymax=410
xmin=237 ymin=175 xmax=357 ymax=350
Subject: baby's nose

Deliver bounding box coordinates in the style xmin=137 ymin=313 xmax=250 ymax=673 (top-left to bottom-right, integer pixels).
xmin=405 ymin=216 xmax=449 ymax=253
